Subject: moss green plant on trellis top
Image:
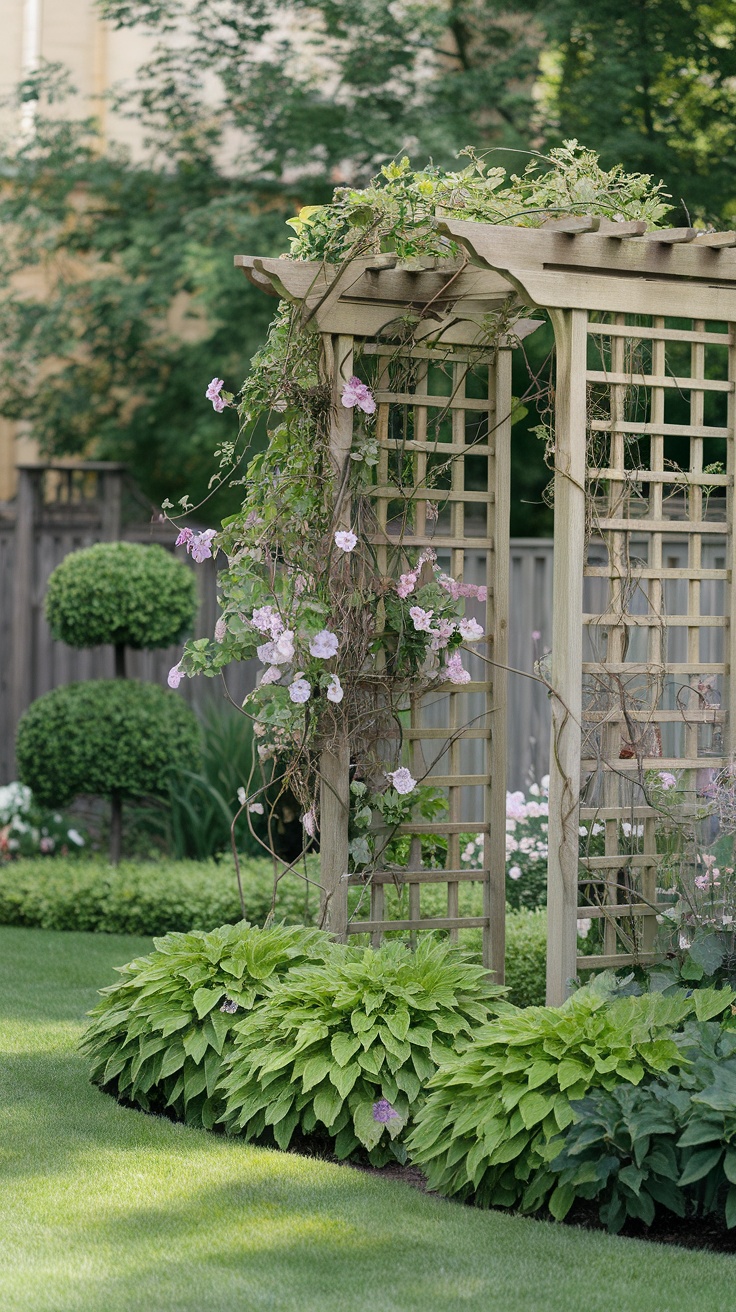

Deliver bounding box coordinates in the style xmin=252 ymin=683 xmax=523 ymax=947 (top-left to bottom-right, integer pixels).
xmin=168 ymin=143 xmax=670 ymax=866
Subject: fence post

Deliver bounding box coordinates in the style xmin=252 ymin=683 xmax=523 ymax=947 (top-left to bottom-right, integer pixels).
xmin=10 ymin=467 xmax=38 ymax=775
xmin=318 ymin=334 xmax=353 ymax=940
xmin=546 ymin=309 xmax=588 ymax=1005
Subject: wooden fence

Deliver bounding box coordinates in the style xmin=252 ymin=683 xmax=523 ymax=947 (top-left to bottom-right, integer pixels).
xmin=1 ymin=462 xmax=552 ymax=786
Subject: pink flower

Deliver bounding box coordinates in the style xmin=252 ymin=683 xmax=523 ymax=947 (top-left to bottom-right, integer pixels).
xmin=409 ymin=606 xmax=434 ymax=632
xmin=458 ymin=617 xmax=484 ymax=642
xmin=190 ymin=529 xmax=217 ymax=563
xmin=206 ymin=377 xmax=226 ymax=411
xmin=309 ymin=630 xmax=339 ymax=659
xmin=289 ymin=677 xmax=311 ymax=704
xmin=259 ymin=665 xmax=282 ymax=686
xmin=214 ymin=618 xmax=227 ymax=643
xmin=175 ymin=527 xmax=194 ymax=548
xmin=386 ymin=767 xmax=416 ymax=795
xmin=397 ymin=573 xmax=417 ymax=599
xmin=443 ymin=652 xmax=471 ymax=685
xmin=273 ymin=629 xmax=295 ymax=662
xmin=341 ymin=376 xmax=376 ymax=415
xmin=251 ymin=605 xmax=283 ymax=637
xmin=326 ymin=674 xmax=344 ymax=704
xmin=430 ymin=619 xmax=456 ymax=651
xmin=658 ymin=771 xmax=677 ymax=790
xmin=168 ymin=664 xmax=185 ymax=689
xmin=302 ymin=809 xmax=317 ymax=838
xmin=532 ymin=630 xmax=542 ymax=642
xmin=334 ymin=529 xmax=357 ymax=552
xmin=509 ymin=866 xmax=522 ymax=880
xmin=40 ymin=836 xmax=54 ymax=854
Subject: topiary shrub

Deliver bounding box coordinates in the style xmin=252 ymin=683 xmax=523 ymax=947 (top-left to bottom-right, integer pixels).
xmin=406 ymin=981 xmax=735 ymax=1212
xmin=16 ymin=680 xmax=200 ymax=808
xmin=45 ymin=541 xmax=197 ymax=651
xmin=81 ymin=921 xmax=331 ymax=1129
xmin=219 ymin=937 xmax=504 ymax=1165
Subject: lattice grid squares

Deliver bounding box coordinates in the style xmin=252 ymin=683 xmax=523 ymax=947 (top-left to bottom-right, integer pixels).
xmin=577 ymin=313 xmax=735 ymax=969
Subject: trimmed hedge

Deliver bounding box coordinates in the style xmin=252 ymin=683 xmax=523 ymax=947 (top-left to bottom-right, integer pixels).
xmin=0 ymin=857 xmax=547 ymax=1005
xmin=16 ymin=680 xmax=201 ymax=808
xmin=45 ymin=541 xmax=197 ymax=650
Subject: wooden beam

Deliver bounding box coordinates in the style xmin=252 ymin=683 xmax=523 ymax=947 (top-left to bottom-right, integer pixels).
xmin=541 ymin=215 xmax=600 ymax=234
xmin=633 ymin=228 xmax=698 ymax=244
xmin=693 ymin=231 xmax=736 ymax=249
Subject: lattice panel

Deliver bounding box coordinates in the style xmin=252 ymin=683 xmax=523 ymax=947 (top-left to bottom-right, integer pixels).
xmin=344 ymin=342 xmax=512 ymax=972
xmin=577 ymin=312 xmax=736 ymax=970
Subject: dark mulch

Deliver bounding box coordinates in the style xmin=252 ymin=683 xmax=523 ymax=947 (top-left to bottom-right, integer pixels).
xmin=344 ymin=1160 xmax=736 ymax=1254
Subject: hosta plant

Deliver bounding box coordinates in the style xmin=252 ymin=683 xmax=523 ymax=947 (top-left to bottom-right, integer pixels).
xmin=407 ymin=979 xmax=735 ymax=1210
xmin=220 ymin=937 xmax=503 ymax=1165
xmin=82 ymin=921 xmax=331 ymax=1128
xmin=547 ymin=1020 xmax=736 ymax=1233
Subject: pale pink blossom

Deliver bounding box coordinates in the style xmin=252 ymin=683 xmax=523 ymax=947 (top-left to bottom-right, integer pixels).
xmin=190 ymin=528 xmax=217 ymax=563
xmin=259 ymin=665 xmax=282 ymax=686
xmin=658 ymin=771 xmax=677 ymax=790
xmin=458 ymin=617 xmax=484 ymax=642
xmin=409 ymin=606 xmax=434 ymax=632
xmin=257 ymin=641 xmax=277 ymax=664
xmin=248 ymin=802 xmax=265 ymax=815
xmin=206 ymin=377 xmax=226 ymax=412
xmin=167 ymin=664 xmax=185 ymax=689
xmin=397 ymin=573 xmax=417 ymax=599
xmin=430 ymin=619 xmax=456 ymax=652
xmin=386 ymin=767 xmax=417 ymax=795
xmin=175 ymin=527 xmax=194 ymax=548
xmin=334 ymin=529 xmax=357 ymax=552
xmin=251 ymin=605 xmax=283 ymax=637
xmin=326 ymin=674 xmax=344 ymax=704
xmin=273 ymin=629 xmax=295 ymax=662
xmin=509 ymin=866 xmax=522 ymax=880
xmin=214 ymin=618 xmax=227 ymax=643
xmin=309 ymin=630 xmax=339 ymax=659
xmin=444 ymin=652 xmax=471 ymax=685
xmin=289 ymin=677 xmax=311 ymax=704
xmin=302 ymin=809 xmax=317 ymax=838
xmin=341 ymin=376 xmax=376 ymax=415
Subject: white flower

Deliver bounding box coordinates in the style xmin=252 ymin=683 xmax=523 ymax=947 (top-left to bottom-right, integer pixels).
xmin=334 ymin=529 xmax=357 ymax=552
xmin=167 ymin=664 xmax=185 ymax=689
xmin=289 ymin=678 xmax=311 ymax=704
xmin=326 ymin=675 xmax=344 ymax=704
xmin=577 ymin=918 xmax=592 ymax=938
xmin=386 ymin=767 xmax=416 ymax=795
xmin=248 ymin=802 xmax=265 ymax=815
xmin=458 ymin=617 xmax=484 ymax=642
xmin=302 ymin=809 xmax=317 ymax=837
xmin=679 ymin=933 xmax=692 ymax=950
xmin=237 ymin=787 xmax=247 ymax=806
xmin=273 ymin=629 xmax=295 ymax=662
xmin=443 ymin=652 xmax=471 ymax=684
xmin=214 ymin=617 xmax=227 ymax=643
xmin=259 ymin=665 xmax=282 ymax=685
xmin=251 ymin=605 xmax=283 ymax=637
xmin=67 ymin=829 xmax=85 ymax=847
xmin=309 ymin=630 xmax=339 ymax=659
xmin=409 ymin=606 xmax=434 ymax=632
xmin=508 ymin=866 xmax=522 ymax=880
xmin=257 ymin=641 xmax=276 ymax=664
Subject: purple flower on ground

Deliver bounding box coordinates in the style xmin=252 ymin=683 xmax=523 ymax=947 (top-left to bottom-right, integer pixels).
xmin=168 ymin=664 xmax=185 ymax=689
xmin=341 ymin=376 xmax=376 ymax=415
xmin=220 ymin=997 xmax=239 ymax=1014
xmin=372 ymin=1099 xmax=400 ymax=1124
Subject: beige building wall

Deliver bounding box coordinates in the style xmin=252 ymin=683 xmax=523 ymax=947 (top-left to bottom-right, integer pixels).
xmin=0 ymin=0 xmax=160 ymax=498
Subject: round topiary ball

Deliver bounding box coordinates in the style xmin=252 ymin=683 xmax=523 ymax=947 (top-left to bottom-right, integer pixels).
xmin=16 ymin=680 xmax=201 ymax=808
xmin=45 ymin=541 xmax=198 ymax=650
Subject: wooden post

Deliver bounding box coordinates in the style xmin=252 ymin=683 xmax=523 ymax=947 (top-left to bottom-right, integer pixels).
xmin=546 ymin=308 xmax=588 ymax=1004
xmin=10 ymin=468 xmax=38 ymax=776
xmin=319 ymin=334 xmax=354 ymax=941
xmin=486 ymin=348 xmax=512 ymax=979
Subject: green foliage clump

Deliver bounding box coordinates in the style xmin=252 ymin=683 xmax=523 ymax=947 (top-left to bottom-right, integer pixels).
xmin=407 ymin=981 xmax=735 ymax=1210
xmin=0 ymin=856 xmax=311 ymax=935
xmin=82 ymin=921 xmax=331 ymax=1128
xmin=221 ymin=938 xmax=503 ymax=1164
xmin=501 ymin=909 xmax=548 ymax=1007
xmin=16 ymin=680 xmax=201 ymax=808
xmin=45 ymin=542 xmax=197 ymax=651
xmin=547 ymin=1021 xmax=736 ymax=1233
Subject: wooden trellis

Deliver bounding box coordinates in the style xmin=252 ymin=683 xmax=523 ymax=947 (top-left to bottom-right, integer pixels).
xmin=441 ymin=216 xmax=736 ymax=1002
xmin=237 ymin=252 xmax=541 ymax=977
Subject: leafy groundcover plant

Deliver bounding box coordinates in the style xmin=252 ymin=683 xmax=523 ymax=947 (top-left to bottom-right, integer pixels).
xmin=220 ymin=937 xmax=504 ymax=1165
xmin=546 ymin=1019 xmax=736 ymax=1233
xmin=407 ymin=979 xmax=735 ymax=1210
xmin=82 ymin=922 xmax=331 ymax=1128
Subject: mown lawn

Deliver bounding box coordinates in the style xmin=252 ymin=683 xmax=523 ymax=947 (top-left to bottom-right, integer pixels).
xmin=0 ymin=925 xmax=734 ymax=1312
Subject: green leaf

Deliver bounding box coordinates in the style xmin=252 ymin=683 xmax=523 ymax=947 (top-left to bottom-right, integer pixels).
xmin=330 ymin=1062 xmax=361 ymax=1099
xmin=678 ymin=1146 xmax=723 ymax=1186
xmin=693 ymin=986 xmax=735 ymax=1023
xmin=301 ymin=1054 xmax=332 ymax=1093
xmin=192 ymin=986 xmax=225 ymax=1019
xmin=726 ymin=1185 xmax=736 ymax=1229
xmin=724 ymin=1149 xmax=736 ymax=1185
xmin=688 ymin=933 xmax=726 ymax=977
xmin=331 ymin=1033 xmax=361 ymax=1068
xmin=556 ymin=1060 xmax=588 ymax=1091
xmin=183 ymin=1027 xmax=209 ymax=1065
xmin=548 ymin=1183 xmax=575 ymax=1221
xmin=313 ymin=1082 xmax=344 ymax=1128
xmin=519 ymin=1091 xmax=556 ymax=1129
xmin=353 ymin=1100 xmax=385 ymax=1151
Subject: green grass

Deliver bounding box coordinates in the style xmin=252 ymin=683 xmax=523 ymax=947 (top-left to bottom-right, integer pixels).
xmin=0 ymin=928 xmax=733 ymax=1312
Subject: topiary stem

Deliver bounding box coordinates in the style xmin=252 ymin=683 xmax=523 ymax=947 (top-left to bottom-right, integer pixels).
xmin=110 ymin=792 xmax=123 ymax=865
xmin=114 ymin=643 xmax=126 ymax=678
